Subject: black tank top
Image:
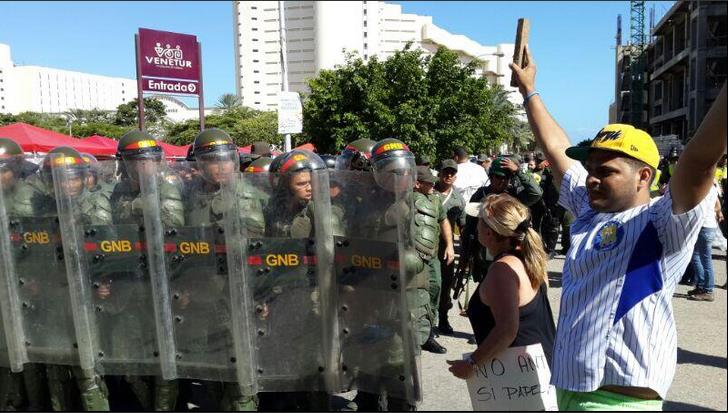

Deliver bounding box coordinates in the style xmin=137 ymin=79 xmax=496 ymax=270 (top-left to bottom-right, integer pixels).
xmin=466 ymin=253 xmax=557 ymax=367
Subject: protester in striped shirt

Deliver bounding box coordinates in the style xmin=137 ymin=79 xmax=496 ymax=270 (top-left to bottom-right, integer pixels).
xmin=510 ymin=45 xmax=727 ymax=411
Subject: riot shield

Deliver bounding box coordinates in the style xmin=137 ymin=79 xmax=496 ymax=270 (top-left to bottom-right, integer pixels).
xmin=240 ymin=169 xmax=336 ymax=393
xmin=160 ymin=160 xmax=254 ymax=384
xmin=330 ymin=169 xmax=421 ymax=403
xmin=0 ymin=184 xmax=27 ymax=372
xmin=7 ymin=175 xmax=80 ymax=366
xmin=50 ymin=153 xmax=98 ymax=372
xmin=73 ymin=159 xmax=170 ymax=377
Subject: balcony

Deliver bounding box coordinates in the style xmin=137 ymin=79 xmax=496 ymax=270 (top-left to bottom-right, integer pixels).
xmin=650 ymin=106 xmax=687 ymax=124
xmin=652 ymin=49 xmax=689 ymax=80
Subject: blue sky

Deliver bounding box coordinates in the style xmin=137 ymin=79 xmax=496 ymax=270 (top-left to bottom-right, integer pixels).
xmin=0 ymin=1 xmax=672 ymax=143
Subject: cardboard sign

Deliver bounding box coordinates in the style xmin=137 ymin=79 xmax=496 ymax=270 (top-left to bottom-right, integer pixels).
xmin=278 ymin=91 xmax=303 ymax=134
xmin=465 ymin=344 xmax=558 ymax=411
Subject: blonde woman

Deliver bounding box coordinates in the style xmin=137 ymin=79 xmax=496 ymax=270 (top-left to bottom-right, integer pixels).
xmin=448 ymin=193 xmax=556 ymax=380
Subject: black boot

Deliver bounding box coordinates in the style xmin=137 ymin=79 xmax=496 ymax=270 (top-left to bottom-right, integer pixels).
xmin=438 ymin=321 xmax=454 ymax=336
xmin=421 ymin=332 xmax=447 ymax=354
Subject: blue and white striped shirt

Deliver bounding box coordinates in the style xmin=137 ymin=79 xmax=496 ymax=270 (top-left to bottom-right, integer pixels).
xmin=551 ymin=163 xmax=707 ymax=398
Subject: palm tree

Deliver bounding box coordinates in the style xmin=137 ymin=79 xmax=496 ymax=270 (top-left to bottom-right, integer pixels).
xmin=216 ymin=94 xmax=242 ymax=111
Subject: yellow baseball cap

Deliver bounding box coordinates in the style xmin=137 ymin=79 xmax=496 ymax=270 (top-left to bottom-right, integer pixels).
xmin=565 ymin=124 xmax=660 ymax=170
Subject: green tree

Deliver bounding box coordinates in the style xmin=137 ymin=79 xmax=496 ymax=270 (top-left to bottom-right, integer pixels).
xmin=113 ymin=97 xmax=167 ymax=126
xmin=164 ymin=106 xmax=283 ymax=147
xmin=215 ymin=93 xmax=242 ymax=111
xmin=302 ymin=44 xmax=519 ymax=160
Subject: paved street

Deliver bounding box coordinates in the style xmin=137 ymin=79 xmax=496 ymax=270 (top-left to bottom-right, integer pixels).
xmin=418 ymin=245 xmax=727 ymax=411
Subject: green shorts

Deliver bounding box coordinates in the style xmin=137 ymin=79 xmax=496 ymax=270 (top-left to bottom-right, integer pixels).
xmin=556 ymin=388 xmax=663 ymax=411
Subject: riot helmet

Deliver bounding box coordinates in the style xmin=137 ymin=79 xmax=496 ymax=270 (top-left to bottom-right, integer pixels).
xmin=269 ymin=150 xmax=325 ymax=203
xmin=0 ymin=138 xmax=25 ymax=189
xmin=42 ymin=146 xmax=89 ymax=198
xmin=117 ymin=130 xmax=163 ymax=182
xmin=320 ymin=154 xmax=336 ymax=169
xmin=668 ymin=145 xmax=680 ymax=161
xmin=244 ymin=156 xmax=273 ymax=173
xmin=80 ymin=152 xmax=100 ymax=189
xmin=335 ymin=138 xmax=376 ymax=171
xmin=192 ymin=128 xmax=240 ymax=185
xmin=370 ymin=138 xmax=415 ymax=192
xmin=240 ymin=152 xmax=254 ymax=172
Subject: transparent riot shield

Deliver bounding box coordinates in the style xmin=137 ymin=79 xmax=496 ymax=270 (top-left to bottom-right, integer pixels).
xmin=240 ymin=169 xmax=336 ymax=393
xmin=330 ymin=169 xmax=422 ymax=404
xmin=160 ymin=160 xmax=254 ymax=383
xmin=220 ymin=171 xmax=258 ymax=395
xmin=0 ymin=183 xmax=27 ymax=372
xmin=75 ymin=159 xmax=170 ymax=377
xmin=7 ymin=174 xmax=80 ymax=366
xmin=50 ymin=153 xmax=98 ymax=372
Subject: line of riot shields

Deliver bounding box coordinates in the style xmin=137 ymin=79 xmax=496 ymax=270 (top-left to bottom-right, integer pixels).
xmin=0 ymin=154 xmax=422 ymax=405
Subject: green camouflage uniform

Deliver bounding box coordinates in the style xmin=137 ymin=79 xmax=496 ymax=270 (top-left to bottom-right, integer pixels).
xmin=411 ymin=192 xmax=445 ymax=345
xmin=182 ymin=176 xmax=258 ymax=411
xmin=10 ymin=174 xmax=112 ymax=411
xmin=109 ymin=177 xmax=184 ymax=411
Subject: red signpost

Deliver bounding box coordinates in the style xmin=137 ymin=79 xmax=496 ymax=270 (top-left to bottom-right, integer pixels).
xmin=135 ymin=28 xmax=204 ymax=131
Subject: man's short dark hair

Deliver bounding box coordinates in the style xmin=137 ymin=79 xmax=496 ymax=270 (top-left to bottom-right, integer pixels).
xmin=454 ymin=147 xmax=468 ymax=160
xmin=623 ymin=156 xmax=656 ymax=183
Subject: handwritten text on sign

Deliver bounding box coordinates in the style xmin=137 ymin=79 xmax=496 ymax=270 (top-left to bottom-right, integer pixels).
xmin=465 ymin=344 xmax=558 ymax=411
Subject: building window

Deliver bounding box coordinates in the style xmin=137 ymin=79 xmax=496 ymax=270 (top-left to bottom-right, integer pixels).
xmin=253 ymin=49 xmax=259 ymax=52
xmin=252 ymin=28 xmax=258 ymax=31
xmin=364 ymin=32 xmax=367 ymax=38
xmin=364 ymin=21 xmax=367 ymax=27
xmin=252 ymin=17 xmax=257 ymax=20
xmin=364 ymin=43 xmax=368 ymax=49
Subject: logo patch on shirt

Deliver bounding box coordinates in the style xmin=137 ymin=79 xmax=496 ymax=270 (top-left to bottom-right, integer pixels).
xmin=593 ymin=220 xmax=624 ymax=251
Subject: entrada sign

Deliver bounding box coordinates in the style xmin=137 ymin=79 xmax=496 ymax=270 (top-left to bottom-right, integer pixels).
xmin=135 ymin=27 xmax=205 ymax=130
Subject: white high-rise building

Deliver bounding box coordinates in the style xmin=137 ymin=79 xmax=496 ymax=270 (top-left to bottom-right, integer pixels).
xmin=233 ymin=1 xmax=521 ymax=111
xmin=0 ymin=43 xmax=137 ymax=115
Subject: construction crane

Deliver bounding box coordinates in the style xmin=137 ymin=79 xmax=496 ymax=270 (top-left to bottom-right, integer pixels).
xmin=629 ymin=0 xmax=646 ymax=128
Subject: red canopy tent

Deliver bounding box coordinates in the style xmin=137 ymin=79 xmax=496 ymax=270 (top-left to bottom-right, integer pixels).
xmin=81 ymin=134 xmax=190 ymax=159
xmin=158 ymin=142 xmax=191 ymax=159
xmin=0 ymin=123 xmax=115 ymax=155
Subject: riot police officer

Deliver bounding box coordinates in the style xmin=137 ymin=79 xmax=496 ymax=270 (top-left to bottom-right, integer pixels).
xmin=13 ymin=146 xmax=112 ymax=411
xmin=107 ymin=130 xmax=184 ymax=411
xmin=177 ymin=128 xmax=258 ymax=411
xmin=347 ymin=138 xmax=421 ymax=411
xmin=412 ymin=165 xmax=454 ymax=355
xmin=0 ymin=137 xmax=37 ymax=411
xmin=255 ymin=150 xmax=332 ymax=411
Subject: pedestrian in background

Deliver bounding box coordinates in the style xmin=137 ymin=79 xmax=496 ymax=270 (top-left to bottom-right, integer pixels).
xmin=434 ymin=159 xmax=466 ymax=335
xmin=687 ymin=184 xmax=723 ymax=302
xmin=452 ymin=146 xmax=489 ymax=204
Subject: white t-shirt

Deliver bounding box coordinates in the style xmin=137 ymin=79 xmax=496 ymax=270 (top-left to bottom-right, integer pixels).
xmin=702 ymin=185 xmax=719 ymax=229
xmin=452 ymin=161 xmax=489 ymax=202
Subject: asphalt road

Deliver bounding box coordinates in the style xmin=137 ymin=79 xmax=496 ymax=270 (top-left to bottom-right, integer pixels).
xmin=417 ymin=245 xmax=727 ymax=411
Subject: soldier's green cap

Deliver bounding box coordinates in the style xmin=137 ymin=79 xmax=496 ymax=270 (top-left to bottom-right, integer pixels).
xmin=440 ymin=159 xmax=458 ymax=172
xmin=416 ymin=165 xmax=437 ymax=184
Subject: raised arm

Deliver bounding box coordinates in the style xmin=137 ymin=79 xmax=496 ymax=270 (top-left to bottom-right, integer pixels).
xmin=510 ymin=45 xmax=573 ymax=189
xmin=670 ymin=82 xmax=727 ymax=214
